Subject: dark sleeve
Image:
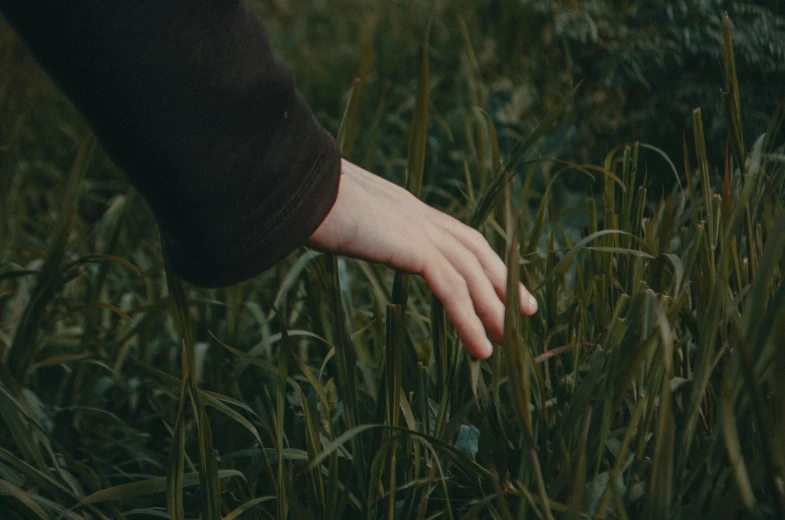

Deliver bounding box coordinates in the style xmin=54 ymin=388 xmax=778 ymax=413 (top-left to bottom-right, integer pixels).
xmin=0 ymin=0 xmax=342 ymax=287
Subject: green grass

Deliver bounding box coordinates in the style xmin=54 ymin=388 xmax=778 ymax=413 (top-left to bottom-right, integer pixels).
xmin=2 ymin=6 xmax=785 ymax=520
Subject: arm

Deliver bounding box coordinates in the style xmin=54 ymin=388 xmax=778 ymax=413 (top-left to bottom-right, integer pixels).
xmin=2 ymin=1 xmax=538 ymax=358
xmin=1 ymin=0 xmax=340 ymax=287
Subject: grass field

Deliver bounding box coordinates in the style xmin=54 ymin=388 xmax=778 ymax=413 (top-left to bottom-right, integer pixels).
xmin=1 ymin=3 xmax=785 ymax=519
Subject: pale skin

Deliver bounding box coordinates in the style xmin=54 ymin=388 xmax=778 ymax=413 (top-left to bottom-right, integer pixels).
xmin=306 ymin=159 xmax=538 ymax=360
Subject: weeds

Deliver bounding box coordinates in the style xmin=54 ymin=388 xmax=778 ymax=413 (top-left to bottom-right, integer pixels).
xmin=1 ymin=7 xmax=784 ymax=520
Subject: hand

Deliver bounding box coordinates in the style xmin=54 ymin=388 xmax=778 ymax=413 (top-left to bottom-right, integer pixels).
xmin=306 ymin=159 xmax=538 ymax=359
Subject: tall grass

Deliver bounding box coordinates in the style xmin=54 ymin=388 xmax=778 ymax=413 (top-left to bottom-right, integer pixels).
xmin=1 ymin=7 xmax=784 ymax=520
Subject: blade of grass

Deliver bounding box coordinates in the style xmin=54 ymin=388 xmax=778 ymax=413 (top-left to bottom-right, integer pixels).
xmin=385 ymin=304 xmax=404 ymax=519
xmin=647 ymin=292 xmax=675 ymax=519
xmin=0 ymin=479 xmax=49 ymax=519
xmin=275 ymin=318 xmax=289 ymax=520
xmin=166 ymin=344 xmax=188 ymax=520
xmin=470 ymin=81 xmax=584 ymax=229
xmin=324 ymin=253 xmax=367 ymax=500
xmin=6 ymin=135 xmax=96 ymax=381
xmin=535 ymin=229 xmax=653 ymax=291
xmin=720 ymin=369 xmax=757 ymax=512
xmin=164 ymin=254 xmax=221 ymax=519
xmin=224 ymin=496 xmax=277 ymax=520
xmin=721 ymin=12 xmax=745 ymax=166
xmin=566 ymin=406 xmax=590 ymax=520
xmin=82 ymin=469 xmax=244 ymax=505
xmin=392 ymin=20 xmax=430 ymax=307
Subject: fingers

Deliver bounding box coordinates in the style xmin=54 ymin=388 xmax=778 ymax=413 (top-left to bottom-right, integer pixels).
xmin=418 ymin=252 xmax=494 ymax=359
xmin=348 ymin=162 xmax=538 ymax=316
xmin=425 ymin=211 xmax=538 ymax=316
xmin=427 ymin=227 xmax=507 ymax=343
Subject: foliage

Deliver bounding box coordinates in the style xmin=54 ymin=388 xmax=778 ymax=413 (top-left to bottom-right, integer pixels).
xmin=1 ymin=2 xmax=785 ymax=519
xmin=259 ymin=0 xmax=785 ymax=190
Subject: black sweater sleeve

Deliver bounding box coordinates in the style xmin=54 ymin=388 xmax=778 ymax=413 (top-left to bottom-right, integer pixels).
xmin=0 ymin=0 xmax=342 ymax=287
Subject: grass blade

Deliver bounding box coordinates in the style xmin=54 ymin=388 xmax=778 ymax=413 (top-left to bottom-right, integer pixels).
xmin=470 ymin=81 xmax=584 ymax=229
xmin=392 ymin=21 xmax=431 ymax=307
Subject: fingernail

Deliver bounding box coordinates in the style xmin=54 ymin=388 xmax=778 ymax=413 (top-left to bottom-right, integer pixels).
xmin=483 ymin=338 xmax=494 ymax=358
xmin=527 ymin=294 xmax=538 ymax=313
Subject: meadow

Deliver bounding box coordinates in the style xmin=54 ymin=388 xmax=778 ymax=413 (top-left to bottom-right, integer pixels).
xmin=1 ymin=1 xmax=784 ymax=518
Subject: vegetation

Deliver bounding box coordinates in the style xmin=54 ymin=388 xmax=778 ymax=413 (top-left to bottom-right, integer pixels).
xmin=1 ymin=1 xmax=784 ymax=518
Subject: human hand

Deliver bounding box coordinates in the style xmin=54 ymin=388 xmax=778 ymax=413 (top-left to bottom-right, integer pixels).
xmin=306 ymin=159 xmax=538 ymax=359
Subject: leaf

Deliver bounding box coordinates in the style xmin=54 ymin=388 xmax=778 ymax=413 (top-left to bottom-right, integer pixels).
xmin=165 ymin=344 xmax=187 ymax=520
xmin=224 ymin=496 xmax=277 ymax=520
xmin=647 ymin=292 xmax=675 ymax=518
xmin=6 ymin=135 xmax=96 ymax=380
xmin=536 ymin=229 xmax=653 ymax=291
xmin=392 ymin=20 xmax=431 ymax=308
xmin=163 ymin=256 xmax=221 ymax=519
xmin=70 ymin=301 xmax=130 ymax=321
xmin=454 ymin=425 xmax=480 ymax=459
xmin=271 ymin=250 xmax=321 ymax=314
xmin=0 ymin=479 xmax=49 ymax=519
xmin=309 ymin=424 xmax=488 ymax=481
xmin=720 ymin=371 xmax=757 ymax=511
xmin=470 ymin=80 xmax=584 ymax=229
xmin=275 ymin=319 xmax=289 ymax=520
xmin=80 ymin=470 xmax=243 ymax=505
